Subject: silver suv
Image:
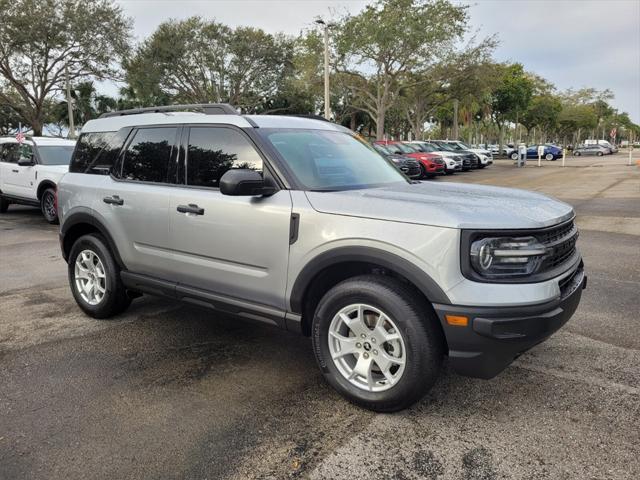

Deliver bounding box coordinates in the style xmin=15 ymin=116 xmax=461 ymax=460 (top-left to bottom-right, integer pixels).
xmin=58 ymin=104 xmax=586 ymax=412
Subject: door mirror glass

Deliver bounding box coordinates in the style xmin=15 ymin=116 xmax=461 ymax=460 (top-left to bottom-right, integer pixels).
xmin=219 ymin=169 xmax=276 ymax=196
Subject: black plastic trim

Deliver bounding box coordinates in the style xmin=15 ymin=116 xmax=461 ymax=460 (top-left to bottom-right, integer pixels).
xmin=289 ymin=213 xmax=300 ymax=245
xmin=120 ymin=271 xmax=287 ymax=328
xmin=60 ymin=211 xmax=126 ymax=267
xmin=0 ymin=193 xmax=39 ymax=207
xmin=289 ymin=246 xmax=451 ymax=313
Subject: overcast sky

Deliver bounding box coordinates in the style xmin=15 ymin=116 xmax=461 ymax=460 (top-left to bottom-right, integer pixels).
xmin=111 ymin=0 xmax=640 ymax=122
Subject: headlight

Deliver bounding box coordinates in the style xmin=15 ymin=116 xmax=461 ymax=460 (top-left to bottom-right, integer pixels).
xmin=470 ymin=236 xmax=547 ymax=278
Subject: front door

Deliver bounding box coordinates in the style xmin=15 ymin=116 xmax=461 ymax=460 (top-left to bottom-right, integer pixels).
xmin=168 ymin=125 xmax=292 ymax=311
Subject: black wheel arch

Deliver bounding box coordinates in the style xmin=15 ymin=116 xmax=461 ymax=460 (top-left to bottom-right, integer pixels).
xmin=36 ymin=180 xmax=56 ymax=200
xmin=60 ymin=211 xmax=125 ymax=268
xmin=290 ymin=246 xmax=451 ymax=335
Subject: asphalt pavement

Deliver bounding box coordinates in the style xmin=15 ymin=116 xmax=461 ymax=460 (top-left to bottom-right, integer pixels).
xmin=1 ymin=152 xmax=638 ymax=479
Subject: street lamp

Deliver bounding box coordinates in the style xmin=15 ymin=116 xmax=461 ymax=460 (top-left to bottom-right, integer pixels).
xmin=315 ymin=19 xmax=331 ymax=120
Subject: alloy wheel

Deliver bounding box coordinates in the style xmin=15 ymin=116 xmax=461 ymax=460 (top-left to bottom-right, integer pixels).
xmin=74 ymin=250 xmax=107 ymax=305
xmin=328 ymin=304 xmax=406 ymax=392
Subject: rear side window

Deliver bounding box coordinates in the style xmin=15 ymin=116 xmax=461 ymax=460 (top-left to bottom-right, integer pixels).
xmin=186 ymin=127 xmax=263 ymax=188
xmin=120 ymin=127 xmax=178 ymax=183
xmin=70 ymin=132 xmax=125 ymax=174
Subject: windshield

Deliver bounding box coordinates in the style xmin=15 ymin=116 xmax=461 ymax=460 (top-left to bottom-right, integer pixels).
xmin=373 ymin=143 xmax=391 ymax=155
xmin=260 ymin=129 xmax=408 ymax=191
xmin=395 ymin=143 xmax=417 ymax=154
xmin=457 ymin=141 xmax=471 ymax=149
xmin=37 ymin=145 xmax=75 ymax=165
xmin=417 ymin=143 xmax=437 ymax=153
xmin=433 ymin=142 xmax=455 ymax=151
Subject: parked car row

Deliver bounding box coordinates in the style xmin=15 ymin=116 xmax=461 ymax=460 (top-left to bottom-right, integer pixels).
xmin=373 ymin=139 xmax=492 ymax=179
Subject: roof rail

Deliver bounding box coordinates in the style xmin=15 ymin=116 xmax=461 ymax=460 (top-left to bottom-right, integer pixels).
xmin=99 ymin=103 xmax=239 ymax=118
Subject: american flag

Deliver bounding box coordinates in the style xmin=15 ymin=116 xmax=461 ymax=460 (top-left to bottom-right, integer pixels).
xmin=15 ymin=129 xmax=25 ymax=144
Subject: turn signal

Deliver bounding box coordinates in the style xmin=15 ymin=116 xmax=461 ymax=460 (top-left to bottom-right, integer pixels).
xmin=445 ymin=315 xmax=468 ymax=327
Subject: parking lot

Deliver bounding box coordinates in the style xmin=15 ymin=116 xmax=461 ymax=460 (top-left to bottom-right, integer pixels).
xmin=1 ymin=153 xmax=638 ymax=479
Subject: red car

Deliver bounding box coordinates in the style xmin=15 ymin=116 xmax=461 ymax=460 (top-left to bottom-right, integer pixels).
xmin=374 ymin=140 xmax=445 ymax=178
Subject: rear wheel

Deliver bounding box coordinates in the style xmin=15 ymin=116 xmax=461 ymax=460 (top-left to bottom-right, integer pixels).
xmin=545 ymin=153 xmax=554 ymax=161
xmin=597 ymin=151 xmax=603 ymax=156
xmin=510 ymin=152 xmax=519 ymax=160
xmin=312 ymin=275 xmax=444 ymax=412
xmin=68 ymin=234 xmax=131 ymax=319
xmin=0 ymin=196 xmax=9 ymax=213
xmin=575 ymin=151 xmax=581 ymax=156
xmin=40 ymin=187 xmax=58 ymax=224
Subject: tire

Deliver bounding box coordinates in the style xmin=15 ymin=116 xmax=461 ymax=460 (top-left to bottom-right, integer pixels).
xmin=597 ymin=151 xmax=603 ymax=156
xmin=311 ymin=275 xmax=444 ymax=412
xmin=40 ymin=187 xmax=58 ymax=224
xmin=510 ymin=152 xmax=519 ymax=160
xmin=0 ymin=196 xmax=9 ymax=213
xmin=575 ymin=151 xmax=581 ymax=156
xmin=545 ymin=153 xmax=554 ymax=161
xmin=68 ymin=233 xmax=131 ymax=319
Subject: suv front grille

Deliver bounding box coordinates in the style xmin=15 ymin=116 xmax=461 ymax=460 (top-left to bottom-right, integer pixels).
xmin=539 ymin=220 xmax=578 ymax=271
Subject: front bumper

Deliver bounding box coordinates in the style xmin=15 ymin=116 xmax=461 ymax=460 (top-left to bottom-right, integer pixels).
xmin=433 ymin=264 xmax=586 ymax=379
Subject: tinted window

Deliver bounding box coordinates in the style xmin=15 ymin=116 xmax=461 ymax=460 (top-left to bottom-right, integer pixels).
xmin=37 ymin=146 xmax=75 ymax=165
xmin=186 ymin=127 xmax=263 ymax=188
xmin=259 ymin=129 xmax=406 ymax=191
xmin=71 ymin=131 xmax=126 ymax=174
xmin=0 ymin=143 xmax=19 ymax=163
xmin=121 ymin=127 xmax=177 ymax=183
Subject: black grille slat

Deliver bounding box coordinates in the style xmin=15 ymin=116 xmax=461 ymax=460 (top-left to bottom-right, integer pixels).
xmin=538 ymin=220 xmax=578 ymax=272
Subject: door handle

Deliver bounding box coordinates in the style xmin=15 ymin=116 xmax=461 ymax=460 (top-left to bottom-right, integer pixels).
xmin=103 ymin=195 xmax=124 ymax=206
xmin=12 ymin=169 xmax=19 ymax=173
xmin=177 ymin=204 xmax=204 ymax=215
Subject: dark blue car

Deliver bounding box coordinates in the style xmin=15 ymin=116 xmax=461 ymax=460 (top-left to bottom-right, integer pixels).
xmin=510 ymin=144 xmax=563 ymax=161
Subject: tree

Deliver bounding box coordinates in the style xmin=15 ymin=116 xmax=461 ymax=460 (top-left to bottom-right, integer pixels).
xmin=125 ymin=17 xmax=295 ymax=112
xmin=0 ymin=0 xmax=131 ymax=135
xmin=521 ymin=94 xmax=562 ymax=142
xmin=335 ymin=0 xmax=469 ymax=139
xmin=557 ymin=104 xmax=598 ymax=145
xmin=490 ymin=63 xmax=534 ymax=154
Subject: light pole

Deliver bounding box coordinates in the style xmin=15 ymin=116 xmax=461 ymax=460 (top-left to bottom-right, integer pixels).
xmin=315 ymin=19 xmax=330 ymax=120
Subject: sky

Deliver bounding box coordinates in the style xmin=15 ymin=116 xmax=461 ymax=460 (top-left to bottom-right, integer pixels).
xmin=109 ymin=0 xmax=640 ymax=122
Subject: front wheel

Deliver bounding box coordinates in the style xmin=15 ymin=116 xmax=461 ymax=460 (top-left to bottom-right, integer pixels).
xmin=545 ymin=153 xmax=555 ymax=161
xmin=40 ymin=187 xmax=58 ymax=224
xmin=575 ymin=151 xmax=581 ymax=156
xmin=312 ymin=275 xmax=444 ymax=412
xmin=68 ymin=234 xmax=131 ymax=319
xmin=510 ymin=152 xmax=519 ymax=160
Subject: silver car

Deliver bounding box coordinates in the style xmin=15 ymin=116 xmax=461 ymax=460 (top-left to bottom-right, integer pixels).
xmin=58 ymin=104 xmax=586 ymax=411
xmin=573 ymin=145 xmax=609 ymax=156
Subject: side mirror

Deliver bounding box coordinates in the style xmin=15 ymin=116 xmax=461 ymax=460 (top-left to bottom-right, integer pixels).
xmin=219 ymin=169 xmax=276 ymax=196
xmin=18 ymin=156 xmax=34 ymax=166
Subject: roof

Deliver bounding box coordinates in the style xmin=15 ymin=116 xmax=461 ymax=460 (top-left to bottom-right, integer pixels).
xmin=81 ymin=111 xmax=349 ymax=134
xmin=0 ymin=136 xmax=76 ymax=146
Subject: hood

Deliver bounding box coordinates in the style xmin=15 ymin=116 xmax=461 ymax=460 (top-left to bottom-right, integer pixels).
xmin=305 ymin=181 xmax=574 ymax=230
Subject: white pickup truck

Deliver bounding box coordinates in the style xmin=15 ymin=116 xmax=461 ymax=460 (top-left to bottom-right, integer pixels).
xmin=0 ymin=136 xmax=76 ymax=223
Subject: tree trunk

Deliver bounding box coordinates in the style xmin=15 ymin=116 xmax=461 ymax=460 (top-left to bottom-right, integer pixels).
xmin=350 ymin=111 xmax=357 ymax=132
xmin=375 ymin=108 xmax=386 ymax=140
xmin=497 ymin=123 xmax=505 ymax=158
xmin=452 ymin=99 xmax=459 ymax=139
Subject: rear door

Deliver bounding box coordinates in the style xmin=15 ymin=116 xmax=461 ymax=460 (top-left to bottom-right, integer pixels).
xmin=168 ymin=125 xmax=292 ymax=311
xmin=95 ymin=126 xmax=180 ymax=279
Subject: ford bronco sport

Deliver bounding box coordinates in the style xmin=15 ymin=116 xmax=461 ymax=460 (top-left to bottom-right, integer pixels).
xmin=58 ymin=104 xmax=586 ymax=412
xmin=0 ymin=136 xmax=76 ymax=223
